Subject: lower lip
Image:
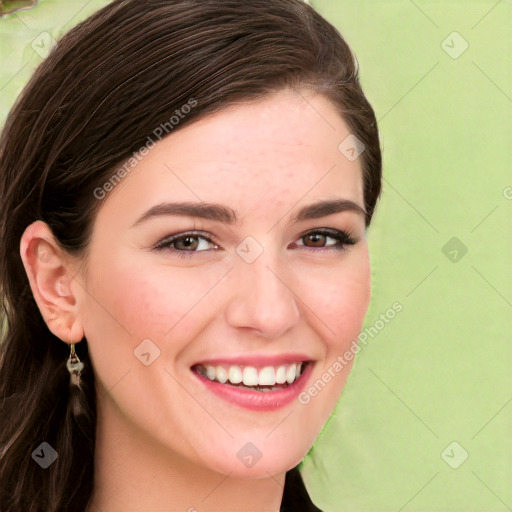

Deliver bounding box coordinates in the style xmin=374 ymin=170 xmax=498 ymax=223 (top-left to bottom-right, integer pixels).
xmin=192 ymin=363 xmax=313 ymax=411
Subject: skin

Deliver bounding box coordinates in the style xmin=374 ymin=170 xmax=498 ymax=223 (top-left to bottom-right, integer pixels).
xmin=20 ymin=89 xmax=371 ymax=511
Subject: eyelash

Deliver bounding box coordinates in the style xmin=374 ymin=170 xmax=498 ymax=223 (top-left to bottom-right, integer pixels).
xmin=153 ymin=228 xmax=357 ymax=259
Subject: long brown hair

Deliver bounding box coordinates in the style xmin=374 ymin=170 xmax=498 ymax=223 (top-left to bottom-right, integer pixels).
xmin=0 ymin=1 xmax=382 ymax=510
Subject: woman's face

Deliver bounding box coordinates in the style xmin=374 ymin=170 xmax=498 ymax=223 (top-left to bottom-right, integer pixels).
xmin=76 ymin=89 xmax=370 ymax=477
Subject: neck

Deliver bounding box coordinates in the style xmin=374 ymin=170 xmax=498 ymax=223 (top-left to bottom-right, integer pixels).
xmin=87 ymin=393 xmax=285 ymax=512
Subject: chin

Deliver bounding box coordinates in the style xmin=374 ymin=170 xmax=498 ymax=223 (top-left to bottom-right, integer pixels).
xmin=200 ymin=434 xmax=312 ymax=479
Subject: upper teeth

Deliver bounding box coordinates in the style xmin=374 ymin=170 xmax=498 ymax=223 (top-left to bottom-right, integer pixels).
xmin=197 ymin=362 xmax=305 ymax=386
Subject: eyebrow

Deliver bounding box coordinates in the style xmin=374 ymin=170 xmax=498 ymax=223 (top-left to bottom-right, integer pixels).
xmin=131 ymin=198 xmax=366 ymax=227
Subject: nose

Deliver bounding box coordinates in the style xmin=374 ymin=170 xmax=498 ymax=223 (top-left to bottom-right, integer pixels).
xmin=224 ymin=254 xmax=301 ymax=339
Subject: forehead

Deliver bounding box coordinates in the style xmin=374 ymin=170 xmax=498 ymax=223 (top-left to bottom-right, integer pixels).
xmin=96 ymin=90 xmax=364 ymax=225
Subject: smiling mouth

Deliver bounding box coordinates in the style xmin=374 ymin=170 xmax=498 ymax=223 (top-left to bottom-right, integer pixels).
xmin=191 ymin=361 xmax=309 ymax=392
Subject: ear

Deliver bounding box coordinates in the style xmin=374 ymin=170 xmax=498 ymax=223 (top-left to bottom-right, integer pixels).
xmin=19 ymin=220 xmax=84 ymax=344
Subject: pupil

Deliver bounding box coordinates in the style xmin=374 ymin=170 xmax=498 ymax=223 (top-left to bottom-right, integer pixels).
xmin=307 ymin=234 xmax=325 ymax=247
xmin=178 ymin=236 xmax=198 ymax=250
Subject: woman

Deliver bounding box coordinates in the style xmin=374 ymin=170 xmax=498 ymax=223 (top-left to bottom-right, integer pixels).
xmin=0 ymin=0 xmax=382 ymax=510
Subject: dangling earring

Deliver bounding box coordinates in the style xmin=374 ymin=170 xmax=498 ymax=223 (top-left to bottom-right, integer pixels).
xmin=66 ymin=343 xmax=84 ymax=386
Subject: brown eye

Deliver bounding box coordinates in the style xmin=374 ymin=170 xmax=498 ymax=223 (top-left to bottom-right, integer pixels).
xmin=302 ymin=233 xmax=328 ymax=247
xmin=174 ymin=236 xmax=199 ymax=251
xmin=294 ymin=229 xmax=357 ymax=251
xmin=153 ymin=232 xmax=218 ymax=254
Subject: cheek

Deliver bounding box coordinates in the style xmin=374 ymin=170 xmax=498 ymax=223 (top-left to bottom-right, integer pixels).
xmin=79 ymin=254 xmax=234 ymax=392
xmin=294 ymin=249 xmax=370 ymax=425
xmin=299 ymin=247 xmax=371 ymax=351
xmin=331 ymin=267 xmax=370 ymax=345
xmin=84 ymin=255 xmax=226 ymax=341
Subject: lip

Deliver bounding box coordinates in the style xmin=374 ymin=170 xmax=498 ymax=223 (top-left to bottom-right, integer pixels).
xmin=191 ymin=360 xmax=314 ymax=411
xmin=192 ymin=353 xmax=312 ymax=367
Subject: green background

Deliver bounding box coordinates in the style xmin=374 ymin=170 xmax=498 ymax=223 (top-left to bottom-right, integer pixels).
xmin=1 ymin=1 xmax=510 ymax=510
